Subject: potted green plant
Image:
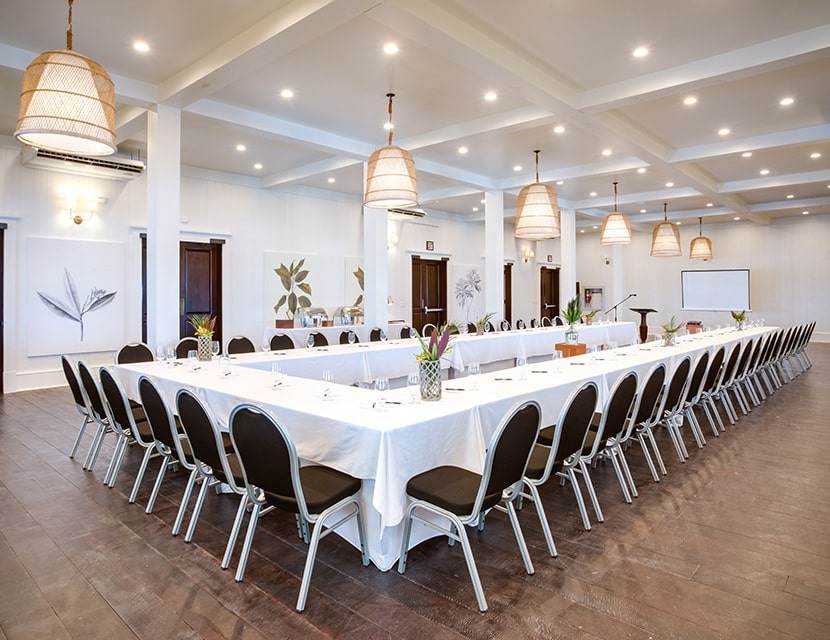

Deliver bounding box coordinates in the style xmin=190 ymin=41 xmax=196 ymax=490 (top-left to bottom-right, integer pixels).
xmin=731 ymin=310 xmax=747 ymax=330
xmin=414 ymin=324 xmax=455 ymax=400
xmin=584 ymin=309 xmax=599 ymax=326
xmin=661 ymin=315 xmax=682 ymax=346
xmin=561 ymin=297 xmax=583 ymax=345
xmin=189 ymin=314 xmax=216 ymax=360
xmin=475 ymin=312 xmax=495 ymax=335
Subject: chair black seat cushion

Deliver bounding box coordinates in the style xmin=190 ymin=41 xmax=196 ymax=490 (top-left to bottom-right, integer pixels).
xmin=538 ymin=425 xmax=555 ymax=446
xmin=406 ymin=465 xmax=502 ymax=515
xmin=264 ymin=465 xmax=361 ymax=515
xmin=581 ymin=430 xmax=597 ymax=456
xmin=524 ymin=444 xmax=563 ymax=480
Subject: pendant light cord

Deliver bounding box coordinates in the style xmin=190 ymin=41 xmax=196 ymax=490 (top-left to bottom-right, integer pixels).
xmin=534 ymin=149 xmax=540 ymax=182
xmin=386 ymin=93 xmax=395 ymax=146
xmin=613 ymin=181 xmax=618 ymax=209
xmin=66 ymin=0 xmax=74 ymax=50
xmin=699 ymin=216 xmax=703 ymax=236
xmin=663 ymin=202 xmax=668 ymax=221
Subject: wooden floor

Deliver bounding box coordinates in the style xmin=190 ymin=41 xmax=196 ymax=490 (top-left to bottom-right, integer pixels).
xmin=2 ymin=346 xmax=829 ymax=640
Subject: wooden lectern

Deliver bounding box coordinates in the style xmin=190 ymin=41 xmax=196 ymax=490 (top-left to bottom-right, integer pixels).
xmin=630 ymin=308 xmax=657 ymax=343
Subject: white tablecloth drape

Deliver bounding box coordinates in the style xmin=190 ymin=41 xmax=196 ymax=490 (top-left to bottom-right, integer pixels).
xmin=115 ymin=324 xmax=770 ymax=570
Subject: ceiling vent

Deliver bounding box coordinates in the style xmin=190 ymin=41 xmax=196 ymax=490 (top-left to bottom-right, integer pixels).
xmin=387 ymin=207 xmax=426 ymax=218
xmin=20 ymin=146 xmax=145 ymax=181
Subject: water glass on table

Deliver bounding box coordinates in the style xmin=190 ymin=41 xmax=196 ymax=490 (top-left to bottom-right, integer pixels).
xmin=374 ymin=377 xmax=389 ymax=409
xmin=211 ymin=341 xmax=221 ymax=358
xmin=551 ymin=350 xmax=563 ymax=371
xmin=407 ymin=371 xmax=421 ymax=403
xmin=320 ymin=369 xmax=334 ymax=399
xmin=270 ymin=362 xmax=283 ymax=388
xmin=467 ymin=362 xmax=481 ymax=389
xmin=516 ymin=355 xmax=528 ymax=380
xmin=187 ymin=350 xmax=199 ymax=370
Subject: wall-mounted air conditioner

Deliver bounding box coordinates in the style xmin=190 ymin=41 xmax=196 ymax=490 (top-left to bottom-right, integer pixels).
xmin=387 ymin=207 xmax=426 ymax=218
xmin=20 ymin=145 xmax=145 ymax=181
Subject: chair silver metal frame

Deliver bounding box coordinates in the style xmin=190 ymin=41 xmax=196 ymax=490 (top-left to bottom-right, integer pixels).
xmin=61 ymin=355 xmax=94 ymax=460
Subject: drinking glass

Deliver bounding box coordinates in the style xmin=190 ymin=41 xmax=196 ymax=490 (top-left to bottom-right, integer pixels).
xmin=516 ymin=355 xmax=528 ymax=379
xmin=219 ymin=355 xmax=231 ymax=377
xmin=270 ymin=362 xmax=283 ymax=388
xmin=380 ymin=329 xmax=387 ymax=341
xmin=348 ymin=331 xmax=357 ymax=345
xmin=187 ymin=350 xmax=198 ymax=370
xmin=608 ymin=341 xmax=618 ymax=358
xmin=459 ymin=322 xmax=468 ymax=335
xmin=407 ymin=371 xmax=421 ymax=403
xmin=409 ymin=327 xmax=418 ymax=338
xmin=321 ymin=369 xmax=334 ymax=399
xmin=552 ymin=350 xmax=563 ymax=371
xmin=467 ymin=362 xmax=481 ymax=389
xmin=165 ymin=346 xmax=176 ymax=361
xmin=306 ymin=334 xmax=315 ymax=348
xmin=262 ymin=338 xmax=271 ymax=352
xmin=374 ymin=377 xmax=389 ymax=407
xmin=156 ymin=345 xmax=166 ymax=363
xmin=211 ymin=341 xmax=220 ymax=358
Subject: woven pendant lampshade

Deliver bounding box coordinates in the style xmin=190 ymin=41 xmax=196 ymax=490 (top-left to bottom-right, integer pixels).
xmin=689 ymin=216 xmax=713 ymax=260
xmin=600 ymin=181 xmax=632 ymax=245
xmin=514 ymin=150 xmax=560 ymax=239
xmin=15 ymin=1 xmax=116 ymax=156
xmin=650 ymin=202 xmax=682 ymax=257
xmin=364 ymin=93 xmax=417 ymax=209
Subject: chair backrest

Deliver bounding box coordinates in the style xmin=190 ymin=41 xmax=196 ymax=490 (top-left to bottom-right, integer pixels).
xmin=466 ymin=322 xmax=477 ymax=334
xmin=61 ymin=355 xmax=88 ymax=414
xmin=483 ymin=320 xmax=495 ymax=332
xmin=308 ymin=331 xmax=328 ymax=347
xmin=227 ymin=335 xmax=255 ymax=355
xmin=500 ymin=319 xmax=511 ymax=331
xmin=77 ymin=360 xmax=108 ymax=424
xmin=99 ymin=366 xmax=151 ymax=445
xmin=516 ymin=319 xmax=526 ymax=330
xmin=116 ymin=342 xmax=154 ymax=364
xmin=370 ymin=327 xmax=385 ymax=342
xmin=685 ymin=350 xmax=711 ymax=405
xmin=176 ymin=389 xmax=240 ymax=490
xmin=592 ymin=371 xmax=639 ymax=451
xmin=530 ymin=318 xmax=539 ymax=328
xmin=536 ymin=382 xmax=598 ymax=484
xmin=339 ymin=330 xmax=357 ymax=344
xmin=719 ymin=342 xmax=743 ymax=387
xmin=422 ymin=323 xmax=436 ymax=338
xmin=476 ymin=400 xmax=541 ymax=514
xmin=137 ymin=375 xmax=179 ymax=453
xmin=399 ymin=326 xmax=413 ymax=339
xmin=662 ymin=357 xmax=692 ymax=417
xmin=554 ymin=316 xmax=564 ymax=326
xmin=270 ymin=333 xmax=295 ymax=350
xmin=634 ymin=362 xmax=667 ymax=426
xmin=541 ymin=316 xmax=552 ymax=327
xmin=175 ymin=337 xmax=198 ymax=359
xmin=733 ymin=338 xmax=755 ymax=379
xmin=702 ymin=346 xmax=726 ymax=393
xmin=230 ymin=404 xmax=305 ymax=516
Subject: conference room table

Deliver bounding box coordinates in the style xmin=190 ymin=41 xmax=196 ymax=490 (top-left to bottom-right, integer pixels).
xmin=114 ymin=323 xmax=770 ymax=571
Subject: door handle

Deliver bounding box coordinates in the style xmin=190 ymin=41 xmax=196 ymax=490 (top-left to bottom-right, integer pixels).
xmin=180 ymin=298 xmax=185 ymax=315
xmin=544 ymin=303 xmax=556 ymax=309
xmin=425 ymin=307 xmax=443 ymax=313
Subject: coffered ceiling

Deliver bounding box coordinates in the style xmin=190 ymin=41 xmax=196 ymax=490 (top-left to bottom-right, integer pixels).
xmin=0 ymin=0 xmax=828 ymax=229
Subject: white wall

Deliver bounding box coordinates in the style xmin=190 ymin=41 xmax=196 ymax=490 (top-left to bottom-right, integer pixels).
xmin=575 ymin=217 xmax=830 ymax=340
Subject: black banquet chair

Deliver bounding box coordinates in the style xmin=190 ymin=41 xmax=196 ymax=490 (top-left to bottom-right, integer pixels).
xmin=229 ymin=404 xmax=369 ymax=611
xmin=61 ymin=355 xmax=94 ymax=460
xmin=369 ymin=327 xmax=386 ymax=342
xmin=115 ymin=342 xmax=154 ymax=364
xmin=306 ymin=331 xmax=328 ymax=347
xmin=399 ymin=325 xmax=415 ymax=339
xmin=269 ymin=333 xmax=295 ymax=350
xmin=226 ymin=335 xmax=255 ymax=355
xmin=398 ymin=400 xmax=541 ymax=612
xmin=175 ymin=337 xmax=198 ymax=359
xmin=339 ymin=330 xmax=358 ymax=344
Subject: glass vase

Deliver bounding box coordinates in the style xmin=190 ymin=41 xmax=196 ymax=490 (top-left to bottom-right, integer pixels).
xmin=419 ymin=360 xmax=442 ymax=401
xmin=197 ymin=334 xmax=213 ymax=361
xmin=565 ymin=325 xmax=579 ymax=345
xmin=663 ymin=332 xmax=677 ymax=347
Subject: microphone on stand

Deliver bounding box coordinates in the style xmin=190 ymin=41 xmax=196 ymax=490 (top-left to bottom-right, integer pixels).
xmin=605 ymin=293 xmax=638 ymax=322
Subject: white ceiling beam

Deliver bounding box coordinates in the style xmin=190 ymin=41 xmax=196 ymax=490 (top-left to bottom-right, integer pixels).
xmin=750 ymin=195 xmax=830 ymax=213
xmin=720 ymin=169 xmax=830 ymax=193
xmin=577 ymin=25 xmax=830 ymax=112
xmin=261 ymin=157 xmax=359 ymax=188
xmin=671 ymin=124 xmax=830 ymax=163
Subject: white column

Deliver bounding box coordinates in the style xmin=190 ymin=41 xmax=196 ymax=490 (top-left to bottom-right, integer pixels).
xmin=362 ymin=164 xmax=388 ymax=328
xmin=608 ymin=244 xmax=627 ymax=321
xmin=559 ymin=206 xmax=577 ymax=307
xmin=146 ymin=105 xmax=181 ymax=351
xmin=484 ymin=190 xmax=504 ymax=320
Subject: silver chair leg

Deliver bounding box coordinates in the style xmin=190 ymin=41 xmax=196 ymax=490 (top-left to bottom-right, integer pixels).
xmin=184 ymin=476 xmax=212 ymax=542
xmin=565 ymin=467 xmax=592 ymax=530
xmin=645 ymin=428 xmax=668 ymax=475
xmin=578 ymin=460 xmax=604 ymax=522
xmin=235 ymin=502 xmax=263 ymax=581
xmin=129 ymin=445 xmax=155 ymax=503
xmin=69 ymin=416 xmax=93 ymax=459
xmin=608 ymin=449 xmax=632 ymax=503
xmin=222 ymin=494 xmax=250 ymax=569
xmin=636 ymin=432 xmax=660 ymax=482
xmin=615 ymin=446 xmax=638 ymax=498
xmin=146 ymin=456 xmax=171 ymax=514
xmin=172 ymin=469 xmax=200 ymax=536
xmin=521 ymin=480 xmax=557 ymax=556
xmin=505 ymin=500 xmax=534 ymax=575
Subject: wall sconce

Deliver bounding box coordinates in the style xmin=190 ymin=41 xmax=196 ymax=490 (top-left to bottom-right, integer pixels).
xmin=604 ymin=255 xmax=610 ymax=266
xmin=67 ymin=199 xmax=94 ymax=225
xmin=522 ymin=247 xmax=535 ymax=263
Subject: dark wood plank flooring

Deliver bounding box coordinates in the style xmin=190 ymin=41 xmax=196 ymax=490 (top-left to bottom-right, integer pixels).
xmin=2 ymin=345 xmax=829 ymax=639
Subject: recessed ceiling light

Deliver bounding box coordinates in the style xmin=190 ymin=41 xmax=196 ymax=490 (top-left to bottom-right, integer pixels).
xmin=675 ymin=221 xmax=682 ymax=226
xmin=779 ymin=97 xmax=794 ymax=106
xmin=589 ymin=191 xmax=597 ymax=197
xmin=683 ymin=96 xmax=697 ymax=106
xmin=579 ymin=229 xmax=585 ymax=233
xmin=601 ymin=149 xmax=612 ymax=156
xmin=484 ymin=91 xmax=498 ymax=101
xmin=632 ymin=46 xmax=649 ymax=58
xmin=592 ymin=225 xmax=598 ymax=229
xmin=383 ymin=42 xmax=399 ymax=55
xmin=513 ymin=165 xmax=522 ymax=172
xmin=280 ymin=88 xmax=294 ymax=99
xmin=802 ymin=210 xmax=810 ymax=215
xmin=327 ymin=177 xmax=336 ymax=183
xmin=810 ymin=152 xmax=821 ymax=159
xmin=706 ymin=203 xmax=713 ymax=207
xmin=637 ymin=167 xmax=646 ymax=174
xmin=458 ymin=146 xmax=468 ymax=154
xmin=556 ymin=180 xmax=564 ymax=185
xmin=760 ymin=169 xmax=770 ymax=175
xmin=665 ymin=181 xmax=674 ymax=187
xmin=383 ymin=122 xmax=393 ymax=130
xmin=786 ymin=194 xmax=794 ymax=199
xmin=553 ymin=125 xmax=565 ymax=134
xmin=640 ymin=208 xmax=646 ymax=213
xmin=480 ymin=199 xmax=485 ymax=203
xmin=472 ymin=207 xmax=479 ymax=212
xmin=718 ymin=128 xmax=730 ymax=136
xmin=236 ymin=144 xmax=246 ymax=152
xmin=133 ymin=41 xmax=150 ymax=53
xmin=734 ymin=216 xmax=741 ymax=221
xmin=253 ymin=163 xmax=263 ymax=170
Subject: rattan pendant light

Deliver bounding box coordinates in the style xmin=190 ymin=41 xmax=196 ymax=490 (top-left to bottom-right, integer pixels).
xmin=514 ymin=150 xmax=560 ymax=239
xmin=650 ymin=202 xmax=682 ymax=256
xmin=364 ymin=93 xmax=417 ymax=209
xmin=15 ymin=0 xmax=116 ymax=156
xmin=600 ymin=181 xmax=632 ymax=245
xmin=689 ymin=216 xmax=713 ymax=260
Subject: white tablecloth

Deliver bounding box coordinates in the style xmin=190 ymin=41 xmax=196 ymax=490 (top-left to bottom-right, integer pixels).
xmin=115 ymin=324 xmax=770 ymax=570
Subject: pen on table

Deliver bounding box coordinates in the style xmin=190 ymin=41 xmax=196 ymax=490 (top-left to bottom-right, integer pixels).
xmin=445 ymin=387 xmax=466 ymax=391
xmin=570 ymin=362 xmax=586 ymax=365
